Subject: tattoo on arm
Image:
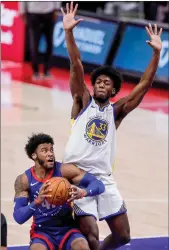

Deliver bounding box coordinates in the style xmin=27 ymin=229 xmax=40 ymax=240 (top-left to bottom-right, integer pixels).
xmin=14 ymin=174 xmax=29 ymax=198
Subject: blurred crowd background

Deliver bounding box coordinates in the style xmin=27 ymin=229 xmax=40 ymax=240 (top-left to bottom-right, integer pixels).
xmin=72 ymin=1 xmax=169 ymax=23
xmin=1 ymin=1 xmax=168 ymax=87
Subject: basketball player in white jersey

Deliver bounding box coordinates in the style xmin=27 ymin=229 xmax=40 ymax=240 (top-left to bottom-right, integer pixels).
xmin=61 ymin=2 xmax=163 ymax=250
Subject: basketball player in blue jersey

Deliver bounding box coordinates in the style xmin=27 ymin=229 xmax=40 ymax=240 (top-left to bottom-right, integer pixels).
xmin=13 ymin=133 xmax=105 ymax=250
xmin=61 ymin=2 xmax=163 ymax=250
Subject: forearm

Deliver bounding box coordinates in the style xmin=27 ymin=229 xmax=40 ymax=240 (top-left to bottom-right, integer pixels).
xmin=126 ymin=50 xmax=161 ymax=103
xmin=13 ymin=197 xmax=39 ymax=224
xmin=140 ymin=50 xmax=160 ymax=88
xmin=65 ymin=30 xmax=81 ymax=64
xmin=79 ymin=173 xmax=105 ymax=197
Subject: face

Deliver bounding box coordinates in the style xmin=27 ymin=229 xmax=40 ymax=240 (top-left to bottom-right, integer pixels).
xmin=33 ymin=143 xmax=55 ymax=169
xmin=93 ymin=75 xmax=114 ymax=102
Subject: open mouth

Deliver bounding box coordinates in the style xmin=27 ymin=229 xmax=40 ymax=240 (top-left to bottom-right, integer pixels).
xmin=47 ymin=159 xmax=54 ymax=163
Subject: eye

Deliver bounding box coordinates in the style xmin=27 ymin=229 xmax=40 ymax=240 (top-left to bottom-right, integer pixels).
xmin=96 ymin=79 xmax=101 ymax=84
xmin=50 ymin=148 xmax=54 ymax=153
xmin=41 ymin=148 xmax=47 ymax=153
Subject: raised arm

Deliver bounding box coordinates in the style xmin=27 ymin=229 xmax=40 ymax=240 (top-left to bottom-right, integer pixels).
xmin=61 ymin=2 xmax=90 ymax=117
xmin=114 ymin=24 xmax=162 ymax=128
xmin=61 ymin=163 xmax=105 ymax=201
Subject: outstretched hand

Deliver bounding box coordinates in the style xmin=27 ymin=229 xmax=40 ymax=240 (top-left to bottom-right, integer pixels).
xmin=61 ymin=2 xmax=83 ymax=31
xmin=145 ymin=23 xmax=162 ymax=52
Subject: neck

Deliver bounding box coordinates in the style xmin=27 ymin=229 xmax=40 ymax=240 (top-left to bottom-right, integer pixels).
xmin=93 ymin=97 xmax=110 ymax=108
xmin=34 ymin=163 xmax=51 ymax=179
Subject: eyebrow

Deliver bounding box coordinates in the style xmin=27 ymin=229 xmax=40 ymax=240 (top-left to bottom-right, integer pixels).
xmin=41 ymin=146 xmax=53 ymax=150
xmin=98 ymin=79 xmax=111 ymax=82
xmin=41 ymin=147 xmax=47 ymax=150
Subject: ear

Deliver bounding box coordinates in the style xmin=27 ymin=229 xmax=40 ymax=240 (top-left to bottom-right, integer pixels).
xmin=112 ymin=88 xmax=116 ymax=95
xmin=32 ymin=153 xmax=37 ymax=160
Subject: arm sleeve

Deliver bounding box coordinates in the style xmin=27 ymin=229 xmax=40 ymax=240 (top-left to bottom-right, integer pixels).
xmin=13 ymin=197 xmax=39 ymax=225
xmin=79 ymin=173 xmax=105 ymax=196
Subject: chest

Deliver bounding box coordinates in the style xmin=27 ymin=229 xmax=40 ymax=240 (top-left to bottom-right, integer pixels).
xmin=29 ymin=182 xmax=72 ymax=216
xmin=29 ymin=182 xmax=42 ymax=201
xmin=88 ymin=104 xmax=114 ymax=121
xmin=75 ymin=104 xmax=115 ymax=134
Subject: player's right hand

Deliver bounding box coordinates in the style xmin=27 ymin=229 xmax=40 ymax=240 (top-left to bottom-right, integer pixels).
xmin=35 ymin=180 xmax=52 ymax=205
xmin=61 ymin=2 xmax=83 ymax=31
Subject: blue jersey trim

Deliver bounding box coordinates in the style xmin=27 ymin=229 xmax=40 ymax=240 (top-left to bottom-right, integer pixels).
xmin=111 ymin=103 xmax=116 ymax=120
xmin=98 ymin=103 xmax=110 ymax=112
xmin=55 ymin=161 xmax=62 ymax=177
xmin=25 ymin=168 xmax=32 ymax=189
xmin=25 ymin=162 xmax=62 ymax=188
xmin=73 ymin=95 xmax=92 ymax=121
xmin=99 ymin=209 xmax=127 ymax=221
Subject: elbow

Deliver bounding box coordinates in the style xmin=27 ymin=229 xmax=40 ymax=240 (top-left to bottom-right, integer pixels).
xmin=99 ymin=181 xmax=105 ymax=194
xmin=13 ymin=212 xmax=24 ymax=225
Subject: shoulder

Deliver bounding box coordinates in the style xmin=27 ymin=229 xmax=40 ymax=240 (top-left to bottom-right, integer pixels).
xmin=114 ymin=97 xmax=128 ymax=108
xmin=60 ymin=163 xmax=71 ymax=173
xmin=113 ymin=97 xmax=128 ymax=117
xmin=53 ymin=161 xmax=62 ymax=177
xmin=55 ymin=161 xmax=62 ymax=170
xmin=14 ymin=173 xmax=29 ymax=189
xmin=15 ymin=172 xmax=28 ymax=182
xmin=60 ymin=163 xmax=81 ymax=179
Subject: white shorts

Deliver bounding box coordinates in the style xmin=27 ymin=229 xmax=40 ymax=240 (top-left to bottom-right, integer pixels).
xmin=73 ymin=174 xmax=127 ymax=221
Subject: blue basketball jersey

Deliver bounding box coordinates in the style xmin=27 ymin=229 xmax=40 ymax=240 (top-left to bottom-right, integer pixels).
xmin=25 ymin=162 xmax=76 ymax=233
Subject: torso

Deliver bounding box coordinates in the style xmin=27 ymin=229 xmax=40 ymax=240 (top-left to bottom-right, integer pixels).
xmin=25 ymin=162 xmax=76 ymax=231
xmin=63 ymin=97 xmax=116 ymax=177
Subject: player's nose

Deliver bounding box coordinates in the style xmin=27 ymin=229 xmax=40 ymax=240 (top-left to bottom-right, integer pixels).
xmin=48 ymin=151 xmax=54 ymax=157
xmin=99 ymin=81 xmax=104 ymax=88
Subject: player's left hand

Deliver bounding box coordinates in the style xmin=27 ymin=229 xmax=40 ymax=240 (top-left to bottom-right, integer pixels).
xmin=67 ymin=185 xmax=87 ymax=202
xmin=145 ymin=23 xmax=162 ymax=52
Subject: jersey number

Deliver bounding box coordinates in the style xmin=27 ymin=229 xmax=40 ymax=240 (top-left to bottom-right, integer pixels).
xmin=41 ymin=200 xmax=56 ymax=209
xmin=99 ymin=123 xmax=107 ymax=131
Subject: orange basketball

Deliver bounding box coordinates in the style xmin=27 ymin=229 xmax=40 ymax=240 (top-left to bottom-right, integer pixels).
xmin=45 ymin=177 xmax=71 ymax=206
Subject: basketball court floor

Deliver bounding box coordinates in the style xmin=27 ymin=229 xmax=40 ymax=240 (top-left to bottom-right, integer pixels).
xmin=1 ymin=61 xmax=168 ymax=249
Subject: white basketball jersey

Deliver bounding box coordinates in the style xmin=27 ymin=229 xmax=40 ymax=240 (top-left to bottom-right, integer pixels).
xmin=63 ymin=97 xmax=116 ymax=177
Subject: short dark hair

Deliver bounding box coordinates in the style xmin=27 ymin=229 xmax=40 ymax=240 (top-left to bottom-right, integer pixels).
xmin=25 ymin=133 xmax=54 ymax=159
xmin=90 ymin=65 xmax=123 ymax=97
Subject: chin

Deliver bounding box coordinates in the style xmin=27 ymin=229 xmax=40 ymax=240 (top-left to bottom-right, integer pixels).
xmin=46 ymin=163 xmax=55 ymax=169
xmin=95 ymin=94 xmax=109 ymax=103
